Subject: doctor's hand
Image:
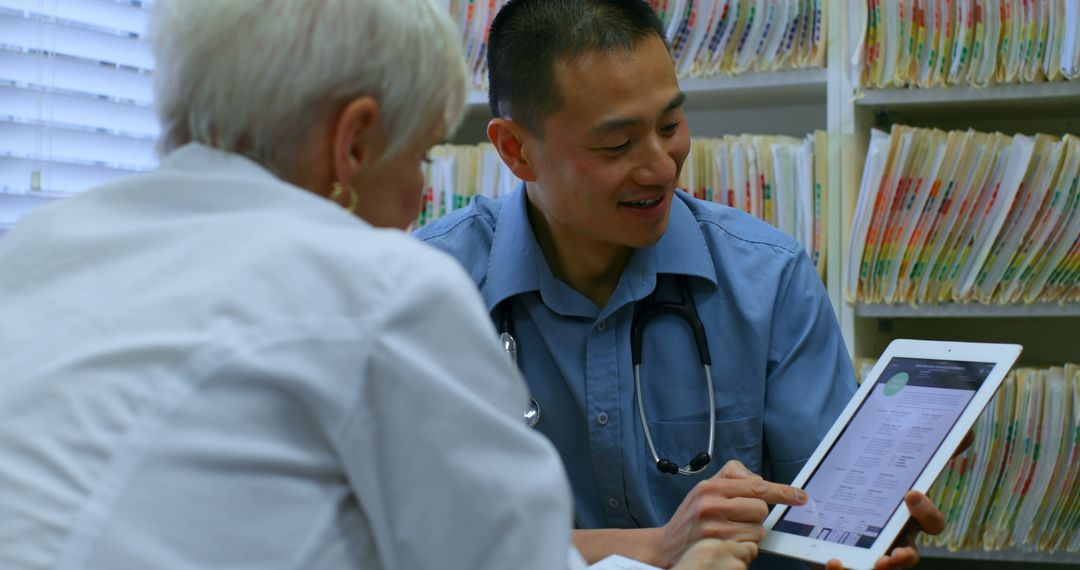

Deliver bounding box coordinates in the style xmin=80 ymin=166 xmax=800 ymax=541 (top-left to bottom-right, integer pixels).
xmin=652 ymin=460 xmax=808 ymax=568
xmin=671 ymin=539 xmax=758 ymax=570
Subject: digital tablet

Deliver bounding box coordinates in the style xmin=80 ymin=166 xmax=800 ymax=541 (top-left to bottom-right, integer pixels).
xmin=759 ymin=339 xmax=1022 ymax=569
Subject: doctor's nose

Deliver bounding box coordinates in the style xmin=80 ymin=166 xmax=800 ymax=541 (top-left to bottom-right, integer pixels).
xmin=632 ymin=140 xmax=679 ymax=188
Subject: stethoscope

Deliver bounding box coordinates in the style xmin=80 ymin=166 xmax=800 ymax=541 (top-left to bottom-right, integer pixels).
xmin=497 ymin=275 xmax=716 ymax=476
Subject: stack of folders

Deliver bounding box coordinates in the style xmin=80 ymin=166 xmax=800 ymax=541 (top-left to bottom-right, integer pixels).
xmin=443 ymin=0 xmax=828 ymax=90
xmin=418 ymin=134 xmax=828 ymax=279
xmin=444 ymin=0 xmax=510 ymax=90
xmin=916 ymin=364 xmax=1080 ymax=554
xmin=846 ymin=125 xmax=1080 ymax=305
xmin=857 ymin=0 xmax=1080 ymax=89
xmin=416 ymin=143 xmax=519 ymax=228
xmin=648 ymin=0 xmax=827 ymax=78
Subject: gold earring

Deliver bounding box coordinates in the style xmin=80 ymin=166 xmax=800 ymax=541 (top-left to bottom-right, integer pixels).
xmin=330 ymin=182 xmax=359 ymax=214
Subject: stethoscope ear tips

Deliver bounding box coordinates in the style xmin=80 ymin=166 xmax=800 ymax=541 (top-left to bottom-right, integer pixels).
xmin=656 ymin=459 xmax=679 ymax=475
xmin=656 ymin=453 xmax=711 ymax=475
xmin=689 ymin=452 xmax=711 ymax=471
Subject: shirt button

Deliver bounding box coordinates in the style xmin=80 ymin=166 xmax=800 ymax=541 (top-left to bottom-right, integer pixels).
xmin=608 ymin=497 xmax=621 ymax=509
xmin=596 ymin=411 xmax=609 ymax=426
xmin=596 ymin=319 xmax=606 ymax=332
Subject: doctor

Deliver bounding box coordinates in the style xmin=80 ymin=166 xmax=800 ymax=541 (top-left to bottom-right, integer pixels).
xmin=416 ymin=0 xmax=945 ymax=568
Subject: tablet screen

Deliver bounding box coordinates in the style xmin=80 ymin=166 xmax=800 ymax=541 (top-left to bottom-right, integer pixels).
xmin=773 ymin=357 xmax=994 ymax=548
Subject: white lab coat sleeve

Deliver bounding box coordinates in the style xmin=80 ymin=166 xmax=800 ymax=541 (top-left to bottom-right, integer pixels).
xmin=336 ymin=251 xmax=585 ymax=570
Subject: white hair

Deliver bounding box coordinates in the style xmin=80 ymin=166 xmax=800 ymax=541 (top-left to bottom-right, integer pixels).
xmin=149 ymin=0 xmax=467 ymax=174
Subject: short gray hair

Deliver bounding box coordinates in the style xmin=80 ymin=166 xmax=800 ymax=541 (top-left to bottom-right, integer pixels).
xmin=150 ymin=0 xmax=467 ymax=174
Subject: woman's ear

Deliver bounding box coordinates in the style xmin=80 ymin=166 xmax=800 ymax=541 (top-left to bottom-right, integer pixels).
xmin=487 ymin=118 xmax=537 ymax=181
xmin=331 ymin=96 xmax=382 ymax=186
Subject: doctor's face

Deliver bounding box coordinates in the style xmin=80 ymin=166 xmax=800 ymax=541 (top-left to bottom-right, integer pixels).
xmin=524 ymin=35 xmax=690 ymax=250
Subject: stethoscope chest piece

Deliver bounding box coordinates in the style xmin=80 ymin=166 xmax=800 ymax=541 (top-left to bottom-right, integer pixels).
xmin=501 ymin=327 xmax=541 ymax=428
xmin=524 ymin=398 xmax=540 ymax=428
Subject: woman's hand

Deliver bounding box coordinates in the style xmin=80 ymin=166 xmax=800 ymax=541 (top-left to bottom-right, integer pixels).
xmin=671 ymin=539 xmax=758 ymax=570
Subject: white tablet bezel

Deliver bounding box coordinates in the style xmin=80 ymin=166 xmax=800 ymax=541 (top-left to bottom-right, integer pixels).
xmin=759 ymin=339 xmax=1022 ymax=570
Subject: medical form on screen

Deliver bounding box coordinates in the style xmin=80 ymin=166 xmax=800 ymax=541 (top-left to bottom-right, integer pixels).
xmin=773 ymin=357 xmax=994 ymax=548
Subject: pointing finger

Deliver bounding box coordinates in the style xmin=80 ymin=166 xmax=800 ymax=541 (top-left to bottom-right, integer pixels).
xmin=716 ymin=459 xmax=764 ymax=480
xmin=726 ymin=479 xmax=808 ymax=505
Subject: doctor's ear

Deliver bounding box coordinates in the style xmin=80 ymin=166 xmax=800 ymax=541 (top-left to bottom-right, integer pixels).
xmin=487 ymin=118 xmax=536 ymax=182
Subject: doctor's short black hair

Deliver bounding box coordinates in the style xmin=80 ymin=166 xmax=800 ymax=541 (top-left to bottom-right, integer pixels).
xmin=487 ymin=0 xmax=669 ymax=136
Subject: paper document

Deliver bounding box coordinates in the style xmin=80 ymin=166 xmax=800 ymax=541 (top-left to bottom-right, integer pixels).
xmin=588 ymin=554 xmax=663 ymax=570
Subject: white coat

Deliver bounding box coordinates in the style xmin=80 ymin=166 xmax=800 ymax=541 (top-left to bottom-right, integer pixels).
xmin=0 ymin=143 xmax=585 ymax=570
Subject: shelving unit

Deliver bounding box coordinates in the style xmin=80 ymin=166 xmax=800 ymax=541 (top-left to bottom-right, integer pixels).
xmin=835 ymin=82 xmax=1080 ymax=369
xmin=829 ymin=8 xmax=1080 ymax=367
xmin=827 ymin=4 xmax=1079 ymax=567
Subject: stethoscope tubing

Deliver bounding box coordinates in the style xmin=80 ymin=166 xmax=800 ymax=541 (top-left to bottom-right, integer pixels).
xmin=499 ymin=275 xmax=715 ymax=476
xmin=635 ymin=362 xmax=716 ymax=475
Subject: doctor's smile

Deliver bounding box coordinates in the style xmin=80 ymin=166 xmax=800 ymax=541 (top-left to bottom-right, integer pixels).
xmin=618 ymin=189 xmax=672 ymax=222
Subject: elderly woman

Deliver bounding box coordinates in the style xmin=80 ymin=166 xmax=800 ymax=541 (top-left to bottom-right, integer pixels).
xmin=0 ymin=1 xmax=756 ymax=569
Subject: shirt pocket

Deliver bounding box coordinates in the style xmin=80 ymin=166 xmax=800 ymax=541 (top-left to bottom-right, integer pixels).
xmin=642 ymin=415 xmax=761 ymax=523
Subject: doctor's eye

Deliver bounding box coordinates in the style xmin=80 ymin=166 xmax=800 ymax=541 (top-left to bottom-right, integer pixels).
xmin=603 ymin=141 xmax=632 ymax=154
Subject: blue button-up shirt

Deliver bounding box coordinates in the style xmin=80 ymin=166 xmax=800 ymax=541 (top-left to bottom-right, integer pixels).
xmin=416 ymin=187 xmax=856 ymax=568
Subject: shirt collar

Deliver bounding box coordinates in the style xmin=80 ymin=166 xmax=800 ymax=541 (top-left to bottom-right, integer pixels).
xmin=481 ymin=184 xmax=552 ymax=312
xmin=481 ymin=187 xmax=718 ymax=316
xmin=598 ymin=191 xmax=718 ymax=319
xmin=162 ymin=143 xmax=282 ymax=185
xmin=647 ymin=191 xmax=719 ymax=286
xmin=156 ymin=143 xmax=366 ymax=222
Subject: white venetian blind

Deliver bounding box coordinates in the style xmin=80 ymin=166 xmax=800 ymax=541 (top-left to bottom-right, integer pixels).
xmin=0 ymin=0 xmax=156 ymax=236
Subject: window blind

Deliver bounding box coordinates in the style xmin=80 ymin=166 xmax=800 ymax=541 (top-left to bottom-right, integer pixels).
xmin=0 ymin=0 xmax=156 ymax=236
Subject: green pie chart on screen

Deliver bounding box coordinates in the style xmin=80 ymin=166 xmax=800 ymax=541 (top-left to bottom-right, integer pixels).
xmin=884 ymin=372 xmax=909 ymax=396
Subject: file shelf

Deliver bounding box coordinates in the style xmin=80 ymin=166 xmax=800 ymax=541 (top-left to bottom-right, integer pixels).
xmin=837 ymin=86 xmax=1080 ymax=368
xmin=833 ymin=2 xmax=1080 ymax=566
